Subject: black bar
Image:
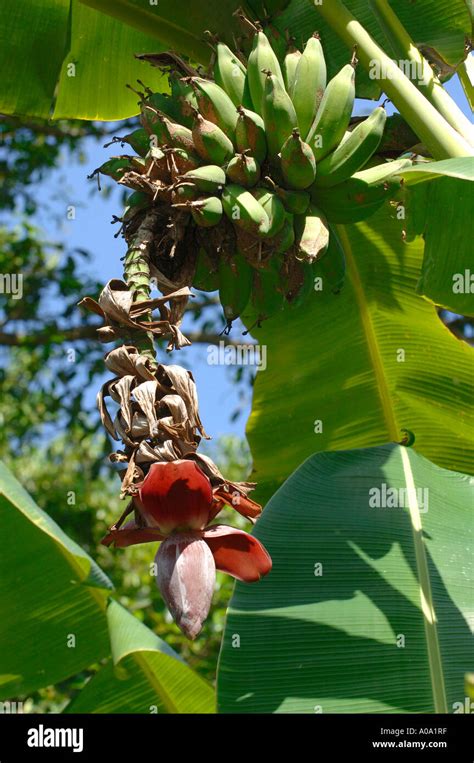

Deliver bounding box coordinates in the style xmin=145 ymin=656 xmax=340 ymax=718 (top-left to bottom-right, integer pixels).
xmin=0 ymin=712 xmax=469 ymax=759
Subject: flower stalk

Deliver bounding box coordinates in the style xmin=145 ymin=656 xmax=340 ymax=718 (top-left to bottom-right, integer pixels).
xmin=123 ymin=209 xmax=160 ymax=363
xmin=313 ymin=0 xmax=473 ymax=159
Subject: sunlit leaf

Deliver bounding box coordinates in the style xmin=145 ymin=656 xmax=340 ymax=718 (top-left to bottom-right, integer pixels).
xmin=218 ymin=444 xmax=473 ymax=713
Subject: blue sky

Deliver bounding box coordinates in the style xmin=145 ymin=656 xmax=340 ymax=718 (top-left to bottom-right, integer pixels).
xmin=30 ymin=75 xmax=471 ymax=442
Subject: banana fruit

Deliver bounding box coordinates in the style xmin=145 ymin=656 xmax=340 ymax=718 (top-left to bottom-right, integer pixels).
xmin=295 ymin=204 xmax=329 ymax=263
xmin=252 ymin=188 xmax=286 ymax=238
xmin=191 ymin=77 xmax=238 ymax=140
xmin=99 ymin=23 xmax=413 ymax=326
xmin=178 ymin=165 xmax=226 ymax=193
xmin=283 ymin=45 xmax=302 ymax=95
xmin=262 ymin=71 xmax=298 ymax=161
xmin=280 ymin=129 xmax=317 ymax=189
xmin=222 ymin=184 xmax=269 ymax=236
xmin=236 ymin=107 xmax=267 ymax=164
xmin=219 ymin=250 xmax=253 ymax=323
xmin=291 ymin=34 xmax=327 ymax=139
xmin=214 ymin=42 xmax=251 ymax=108
xmin=247 ymin=30 xmax=285 ymax=115
xmin=313 ymin=107 xmax=387 ymax=188
xmin=187 ymin=197 xmax=223 ymax=227
xmin=307 ymin=63 xmax=356 ymax=161
xmin=192 ymin=113 xmax=234 ymax=165
xmin=226 ymin=153 xmax=260 ymax=187
xmin=310 ymin=161 xmax=411 ymax=224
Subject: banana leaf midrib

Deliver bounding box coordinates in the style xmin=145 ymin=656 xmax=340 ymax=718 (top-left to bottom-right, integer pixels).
xmin=337 ymin=224 xmax=400 ymax=442
xmin=400 ymin=447 xmax=447 ymax=713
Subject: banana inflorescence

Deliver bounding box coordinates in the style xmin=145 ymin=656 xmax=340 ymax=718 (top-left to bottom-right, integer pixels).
xmin=94 ymin=22 xmax=411 ymax=328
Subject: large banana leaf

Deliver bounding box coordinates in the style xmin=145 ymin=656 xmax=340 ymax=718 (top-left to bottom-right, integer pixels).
xmin=243 ymin=203 xmax=473 ymax=507
xmin=401 ymin=159 xmax=474 ymax=316
xmin=217 ymin=444 xmax=473 ymax=713
xmin=0 ymin=462 xmax=214 ymax=712
xmin=0 ymin=0 xmax=239 ymax=120
xmin=0 ymin=0 xmax=470 ymax=118
xmin=0 ymin=0 xmax=168 ymax=120
xmin=65 ymin=599 xmax=215 ymax=713
xmin=0 ymin=460 xmax=112 ymax=698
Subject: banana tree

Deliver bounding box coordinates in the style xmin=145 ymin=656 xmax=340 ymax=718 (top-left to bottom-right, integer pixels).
xmin=0 ymin=0 xmax=472 ymax=713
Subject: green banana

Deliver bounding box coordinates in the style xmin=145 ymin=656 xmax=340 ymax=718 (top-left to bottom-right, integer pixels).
xmin=247 ymin=30 xmax=285 ymax=115
xmin=171 ymin=182 xmax=200 ymax=203
xmin=218 ymin=251 xmax=253 ymax=323
xmin=236 ymin=107 xmax=267 ymax=164
xmin=145 ymin=147 xmax=170 ymax=183
xmin=143 ymin=91 xmax=182 ymax=124
xmin=274 ymin=185 xmax=310 ymax=215
xmin=222 ymin=184 xmax=269 ymax=236
xmin=284 ymin=259 xmax=315 ymax=309
xmin=157 ymin=113 xmax=195 ymax=151
xmin=312 ymin=226 xmax=346 ymax=294
xmin=140 ymin=105 xmax=169 ymax=142
xmin=166 ymin=147 xmax=201 ymax=177
xmin=214 ymin=42 xmax=252 ymax=108
xmin=270 ymin=212 xmax=295 ymax=254
xmin=280 ymin=129 xmax=317 ymax=189
xmin=262 ymin=71 xmax=298 ymax=161
xmin=295 ymin=203 xmax=329 ymax=263
xmin=121 ymin=128 xmax=151 ymax=157
xmin=307 ymin=63 xmax=356 ymax=161
xmin=226 ymin=153 xmax=260 ymax=187
xmin=192 ymin=113 xmax=234 ymax=164
xmin=313 ymin=107 xmax=387 ymax=188
xmin=186 ymin=197 xmax=223 ymax=227
xmin=252 ymin=188 xmax=286 ymax=238
xmin=91 ymin=156 xmax=145 ymax=182
xmin=353 ymin=157 xmax=413 ymax=186
xmin=122 ymin=190 xmax=150 ymax=221
xmin=193 ymin=247 xmax=219 ymax=291
xmin=250 ymin=265 xmax=286 ymax=322
xmin=310 ymin=171 xmax=404 ymax=224
xmin=283 ymin=45 xmax=302 ymax=95
xmin=178 ymin=165 xmax=226 ymax=193
xmin=291 ymin=34 xmax=327 ymax=139
xmin=169 ymin=72 xmax=198 ymax=127
xmin=191 ymin=77 xmax=238 ymax=140
xmin=141 ymin=108 xmax=195 ymax=153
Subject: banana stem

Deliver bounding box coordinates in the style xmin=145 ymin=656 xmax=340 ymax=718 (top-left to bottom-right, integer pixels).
xmin=369 ymin=0 xmax=474 ymax=147
xmin=458 ymin=57 xmax=474 ymax=112
xmin=124 ymin=210 xmax=159 ymax=364
xmin=313 ymin=0 xmax=473 ymax=159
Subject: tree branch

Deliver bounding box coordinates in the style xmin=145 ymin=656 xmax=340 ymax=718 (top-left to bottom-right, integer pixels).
xmin=0 ymin=326 xmax=242 ymax=348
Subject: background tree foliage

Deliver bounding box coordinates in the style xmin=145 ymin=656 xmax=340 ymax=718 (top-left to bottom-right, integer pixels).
xmin=0 ymin=114 xmax=256 ymax=710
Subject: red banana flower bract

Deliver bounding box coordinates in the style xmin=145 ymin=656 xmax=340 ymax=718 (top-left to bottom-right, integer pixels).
xmin=102 ymin=460 xmax=272 ymax=638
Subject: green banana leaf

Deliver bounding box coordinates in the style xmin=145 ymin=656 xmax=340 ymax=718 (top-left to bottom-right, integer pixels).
xmin=400 ymin=159 xmax=474 ymax=316
xmin=217 ymin=443 xmax=473 ymax=713
xmin=0 ymin=0 xmax=166 ymax=120
xmin=0 ymin=0 xmax=470 ymax=118
xmin=401 ymin=158 xmax=474 ymax=185
xmin=0 ymin=460 xmax=112 ymax=698
xmin=64 ymin=599 xmax=215 ymax=713
xmin=242 ymin=203 xmax=473 ymax=507
xmin=0 ymin=461 xmax=214 ymax=712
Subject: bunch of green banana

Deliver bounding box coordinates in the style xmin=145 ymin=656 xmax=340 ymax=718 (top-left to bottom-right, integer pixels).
xmin=95 ymin=23 xmax=414 ymax=327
